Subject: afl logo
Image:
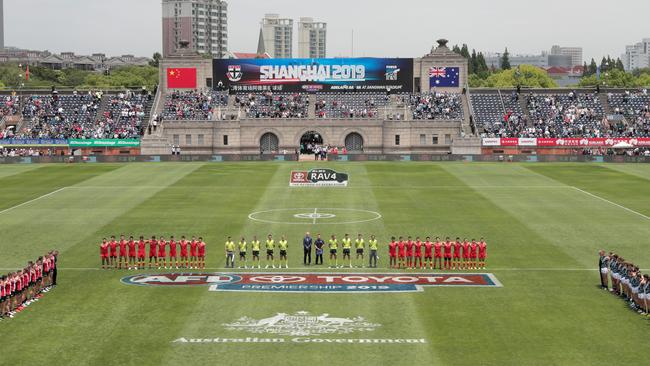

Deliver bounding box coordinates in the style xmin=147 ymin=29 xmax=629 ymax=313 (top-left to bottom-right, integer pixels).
xmin=121 ymin=273 xmax=240 ymax=286
xmin=227 ymin=65 xmax=243 ymax=82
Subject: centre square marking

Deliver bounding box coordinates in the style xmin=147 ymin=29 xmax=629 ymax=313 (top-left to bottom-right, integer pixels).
xmin=293 ymin=213 xmax=336 ymax=219
xmin=121 ymin=272 xmax=503 ymax=293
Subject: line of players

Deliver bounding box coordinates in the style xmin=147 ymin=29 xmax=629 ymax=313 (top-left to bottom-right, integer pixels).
xmin=599 ymin=251 xmax=649 ymax=315
xmin=223 ymin=234 xmax=487 ymax=270
xmin=225 ymin=234 xmax=381 ymax=269
xmin=99 ymin=235 xmax=207 ymax=270
xmin=0 ymin=251 xmax=58 ymax=320
xmin=389 ymin=237 xmax=488 ymax=270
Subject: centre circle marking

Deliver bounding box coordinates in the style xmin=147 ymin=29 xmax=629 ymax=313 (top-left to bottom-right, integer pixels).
xmin=248 ymin=208 xmax=382 ymax=225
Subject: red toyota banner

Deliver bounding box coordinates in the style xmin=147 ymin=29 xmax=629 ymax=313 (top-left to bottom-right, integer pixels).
xmin=482 ymin=138 xmax=650 ymax=147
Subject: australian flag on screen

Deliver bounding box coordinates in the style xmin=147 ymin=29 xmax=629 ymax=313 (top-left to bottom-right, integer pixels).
xmin=429 ymin=67 xmax=460 ymax=87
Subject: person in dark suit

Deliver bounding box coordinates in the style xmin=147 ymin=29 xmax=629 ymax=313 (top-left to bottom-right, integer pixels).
xmin=303 ymin=232 xmax=313 ymax=265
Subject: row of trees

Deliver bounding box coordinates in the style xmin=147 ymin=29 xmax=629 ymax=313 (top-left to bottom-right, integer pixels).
xmin=452 ymin=45 xmax=556 ymax=87
xmin=0 ymin=63 xmax=159 ymax=91
xmin=453 ymin=44 xmax=650 ymax=88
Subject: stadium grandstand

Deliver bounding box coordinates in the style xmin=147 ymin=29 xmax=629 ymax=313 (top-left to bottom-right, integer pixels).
xmin=0 ymin=40 xmax=648 ymax=158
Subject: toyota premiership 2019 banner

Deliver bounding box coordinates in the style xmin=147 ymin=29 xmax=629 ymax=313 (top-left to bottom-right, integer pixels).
xmin=213 ymin=58 xmax=414 ymax=93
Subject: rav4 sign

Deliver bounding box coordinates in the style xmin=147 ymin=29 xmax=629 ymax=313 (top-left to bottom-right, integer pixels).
xmin=290 ymin=169 xmax=349 ymax=187
xmin=122 ymin=273 xmax=502 ymax=293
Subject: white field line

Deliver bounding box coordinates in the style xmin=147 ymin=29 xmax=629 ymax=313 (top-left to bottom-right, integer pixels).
xmin=0 ymin=187 xmax=67 ymax=215
xmin=572 ymin=187 xmax=650 ymax=221
xmin=64 ymin=185 xmax=569 ymax=190
xmin=312 ymin=207 xmax=318 ymax=225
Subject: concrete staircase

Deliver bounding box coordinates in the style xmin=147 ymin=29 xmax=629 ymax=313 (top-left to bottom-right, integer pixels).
xmin=460 ymin=94 xmax=472 ymax=135
xmin=599 ymin=92 xmax=614 ymax=115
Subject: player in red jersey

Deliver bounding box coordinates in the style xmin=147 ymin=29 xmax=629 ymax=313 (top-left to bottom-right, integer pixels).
xmin=100 ymin=238 xmax=109 ymax=270
xmin=469 ymin=239 xmax=478 ymax=269
xmin=413 ymin=237 xmax=423 ymax=269
xmin=158 ymin=236 xmax=168 ymax=269
xmin=148 ymin=236 xmax=158 ymax=269
xmin=179 ymin=236 xmax=189 ymax=268
xmin=461 ymin=238 xmax=470 ymax=270
xmin=478 ymin=237 xmax=488 ymax=269
xmin=137 ymin=236 xmax=146 ymax=269
xmin=190 ymin=236 xmax=198 ymax=269
xmin=169 ymin=235 xmax=178 ymax=269
xmin=453 ymin=237 xmax=462 ymax=270
xmin=405 ymin=236 xmax=414 ymax=269
xmin=397 ymin=237 xmax=406 ymax=269
xmin=0 ymin=275 xmax=6 ymax=318
xmin=127 ymin=236 xmax=137 ymax=270
xmin=388 ymin=237 xmax=398 ymax=269
xmin=443 ymin=237 xmax=453 ymax=270
xmin=118 ymin=235 xmax=128 ymax=269
xmin=424 ymin=237 xmax=433 ymax=269
xmin=197 ymin=237 xmax=206 ymax=269
xmin=109 ymin=236 xmax=118 ymax=269
xmin=433 ymin=237 xmax=443 ymax=270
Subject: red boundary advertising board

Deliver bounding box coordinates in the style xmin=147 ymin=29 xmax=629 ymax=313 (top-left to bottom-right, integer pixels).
xmin=121 ymin=272 xmax=503 ymax=293
xmin=482 ymin=137 xmax=650 ymax=147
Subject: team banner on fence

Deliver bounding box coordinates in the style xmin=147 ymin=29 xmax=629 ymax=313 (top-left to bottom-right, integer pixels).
xmin=213 ymin=58 xmax=414 ymax=93
xmin=0 ymin=139 xmax=68 ymax=146
xmin=290 ymin=169 xmax=349 ymax=187
xmin=482 ymin=138 xmax=650 ymax=148
xmin=68 ymin=139 xmax=141 ymax=147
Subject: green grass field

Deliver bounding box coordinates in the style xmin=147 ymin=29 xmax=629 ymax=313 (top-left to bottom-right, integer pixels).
xmin=1 ymin=162 xmax=649 ymax=366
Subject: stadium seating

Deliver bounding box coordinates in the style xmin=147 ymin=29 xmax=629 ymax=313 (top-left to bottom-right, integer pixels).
xmin=315 ymin=93 xmax=388 ymax=119
xmin=235 ymin=92 xmax=309 ymax=119
xmin=103 ymin=92 xmax=153 ymax=139
xmin=526 ymin=92 xmax=606 ymax=137
xmin=19 ymin=93 xmax=102 ymax=139
xmin=163 ymin=91 xmax=227 ymax=121
xmin=406 ymin=93 xmax=463 ymax=120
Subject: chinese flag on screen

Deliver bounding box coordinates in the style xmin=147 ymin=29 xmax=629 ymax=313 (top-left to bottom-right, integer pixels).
xmin=167 ymin=68 xmax=197 ymax=89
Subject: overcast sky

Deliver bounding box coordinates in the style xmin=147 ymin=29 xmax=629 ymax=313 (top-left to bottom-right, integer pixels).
xmin=5 ymin=0 xmax=649 ymax=62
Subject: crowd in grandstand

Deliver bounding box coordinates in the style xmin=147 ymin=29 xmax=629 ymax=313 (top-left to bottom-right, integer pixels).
xmin=0 ymin=148 xmax=61 ymax=157
xmin=407 ymin=92 xmax=463 ymax=120
xmin=0 ymin=251 xmax=58 ymax=320
xmin=99 ymin=235 xmax=206 ymax=270
xmin=526 ymin=91 xmax=605 ymax=138
xmin=235 ymin=92 xmax=308 ymax=119
xmin=315 ymin=93 xmax=388 ymax=119
xmin=163 ymin=90 xmax=226 ymax=120
xmin=599 ymin=251 xmax=649 ymax=315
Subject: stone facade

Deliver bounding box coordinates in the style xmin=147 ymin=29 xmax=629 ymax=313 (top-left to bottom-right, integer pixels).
xmin=144 ymin=40 xmax=478 ymax=155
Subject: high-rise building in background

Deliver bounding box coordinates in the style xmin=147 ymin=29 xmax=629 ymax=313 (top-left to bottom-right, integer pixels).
xmin=162 ymin=0 xmax=228 ymax=58
xmin=0 ymin=0 xmax=5 ymax=50
xmin=260 ymin=14 xmax=293 ymax=58
xmin=298 ymin=17 xmax=326 ymax=58
xmin=550 ymin=45 xmax=583 ymax=67
xmin=622 ymin=38 xmax=650 ymax=71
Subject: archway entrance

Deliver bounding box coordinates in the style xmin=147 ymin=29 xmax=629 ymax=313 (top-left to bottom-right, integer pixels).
xmin=300 ymin=131 xmax=323 ymax=154
xmin=260 ymin=133 xmax=279 ymax=154
xmin=345 ymin=133 xmax=364 ymax=153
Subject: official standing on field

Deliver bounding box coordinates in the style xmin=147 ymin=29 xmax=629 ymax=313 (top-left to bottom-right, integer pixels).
xmin=303 ymin=232 xmax=313 ymax=265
